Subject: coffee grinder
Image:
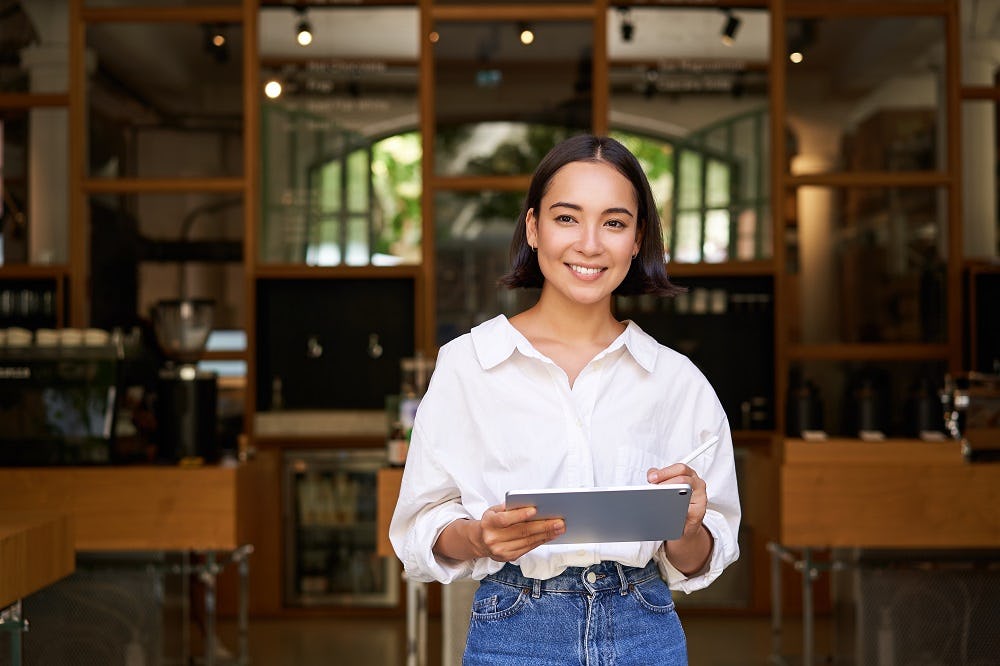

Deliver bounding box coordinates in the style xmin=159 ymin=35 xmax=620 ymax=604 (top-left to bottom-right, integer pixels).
xmin=152 ymin=299 xmax=219 ymax=464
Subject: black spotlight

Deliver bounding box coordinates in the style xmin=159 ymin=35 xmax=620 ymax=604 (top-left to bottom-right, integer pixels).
xmin=618 ymin=8 xmax=634 ymax=43
xmin=721 ymin=10 xmax=741 ymax=46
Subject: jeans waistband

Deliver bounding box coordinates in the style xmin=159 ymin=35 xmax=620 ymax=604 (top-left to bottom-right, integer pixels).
xmin=484 ymin=560 xmax=660 ymax=596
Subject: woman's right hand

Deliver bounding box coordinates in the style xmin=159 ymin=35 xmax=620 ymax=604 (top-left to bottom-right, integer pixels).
xmin=475 ymin=504 xmax=566 ymax=562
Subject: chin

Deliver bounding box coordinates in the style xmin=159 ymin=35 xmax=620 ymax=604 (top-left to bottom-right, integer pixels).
xmin=562 ymin=287 xmax=615 ymax=306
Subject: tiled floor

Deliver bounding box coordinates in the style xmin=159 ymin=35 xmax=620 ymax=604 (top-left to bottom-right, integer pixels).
xmin=216 ymin=613 xmax=835 ymax=665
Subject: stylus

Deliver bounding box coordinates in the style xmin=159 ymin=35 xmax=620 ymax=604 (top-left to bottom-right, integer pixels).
xmin=678 ymin=435 xmax=720 ymax=466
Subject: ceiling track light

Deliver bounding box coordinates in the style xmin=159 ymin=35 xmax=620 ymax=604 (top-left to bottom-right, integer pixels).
xmin=295 ymin=7 xmax=313 ymax=47
xmin=618 ymin=7 xmax=634 ymax=43
xmin=721 ymin=9 xmax=741 ymax=47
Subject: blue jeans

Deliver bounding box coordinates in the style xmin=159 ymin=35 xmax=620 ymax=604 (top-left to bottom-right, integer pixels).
xmin=463 ymin=560 xmax=688 ymax=666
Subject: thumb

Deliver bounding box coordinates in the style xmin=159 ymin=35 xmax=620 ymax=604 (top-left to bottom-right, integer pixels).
xmin=647 ymin=467 xmax=660 ymax=483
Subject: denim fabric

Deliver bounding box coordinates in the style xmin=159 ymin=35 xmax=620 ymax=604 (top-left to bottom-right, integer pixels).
xmin=463 ymin=560 xmax=688 ymax=666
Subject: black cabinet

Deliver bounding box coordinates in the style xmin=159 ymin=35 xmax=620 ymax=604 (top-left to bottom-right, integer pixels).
xmin=619 ymin=276 xmax=775 ymax=431
xmin=256 ymin=278 xmax=415 ymax=410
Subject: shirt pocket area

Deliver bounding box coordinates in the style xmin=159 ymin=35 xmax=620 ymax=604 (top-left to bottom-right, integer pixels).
xmin=612 ymin=443 xmax=665 ymax=486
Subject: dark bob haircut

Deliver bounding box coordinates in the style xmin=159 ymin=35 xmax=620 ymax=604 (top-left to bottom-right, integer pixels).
xmin=498 ymin=134 xmax=684 ymax=297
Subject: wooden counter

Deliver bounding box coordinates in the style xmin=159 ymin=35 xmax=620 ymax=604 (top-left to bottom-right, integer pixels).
xmin=781 ymin=439 xmax=1000 ymax=548
xmin=377 ymin=467 xmax=403 ymax=559
xmin=0 ymin=466 xmax=246 ymax=552
xmin=0 ymin=512 xmax=75 ymax=608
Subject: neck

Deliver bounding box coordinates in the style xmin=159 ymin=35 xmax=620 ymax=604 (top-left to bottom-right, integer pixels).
xmin=526 ymin=288 xmax=621 ymax=344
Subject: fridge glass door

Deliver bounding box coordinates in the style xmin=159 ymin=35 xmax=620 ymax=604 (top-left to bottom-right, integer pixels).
xmin=284 ymin=448 xmax=399 ymax=607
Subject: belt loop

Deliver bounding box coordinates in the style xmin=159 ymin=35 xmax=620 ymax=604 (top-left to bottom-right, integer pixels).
xmin=615 ymin=562 xmax=628 ymax=595
xmin=532 ymin=578 xmax=542 ymax=599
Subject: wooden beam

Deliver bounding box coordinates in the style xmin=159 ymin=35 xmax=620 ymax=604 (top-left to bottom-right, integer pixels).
xmin=80 ymin=6 xmax=244 ymax=23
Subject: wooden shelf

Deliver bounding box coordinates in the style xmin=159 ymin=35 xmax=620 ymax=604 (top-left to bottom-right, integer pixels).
xmin=82 ymin=177 xmax=245 ymax=194
xmin=962 ymin=86 xmax=1000 ymax=101
xmin=254 ymin=264 xmax=422 ymax=280
xmin=255 ymin=435 xmax=384 ymax=450
xmin=430 ymin=174 xmax=533 ymax=192
xmin=785 ymin=170 xmax=950 ymax=189
xmin=0 ymin=93 xmax=69 ymax=109
xmin=782 ymin=437 xmax=961 ymax=465
xmin=788 ymin=343 xmax=951 ymax=362
xmin=666 ymin=260 xmax=776 ymax=278
xmin=431 ymin=4 xmax=596 ymax=21
xmin=0 ymin=265 xmax=69 ymax=279
xmin=81 ymin=5 xmax=243 ymax=23
xmin=785 ymin=1 xmax=951 ymax=18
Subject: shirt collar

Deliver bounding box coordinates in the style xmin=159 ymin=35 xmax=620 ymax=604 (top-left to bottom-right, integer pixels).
xmin=470 ymin=315 xmax=658 ymax=373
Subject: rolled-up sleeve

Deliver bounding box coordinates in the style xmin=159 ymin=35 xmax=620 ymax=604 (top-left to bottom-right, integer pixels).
xmin=654 ymin=421 xmax=742 ymax=593
xmin=389 ymin=421 xmax=478 ymax=583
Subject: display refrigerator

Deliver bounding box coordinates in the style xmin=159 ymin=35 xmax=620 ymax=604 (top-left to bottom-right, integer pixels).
xmin=283 ymin=448 xmax=399 ymax=607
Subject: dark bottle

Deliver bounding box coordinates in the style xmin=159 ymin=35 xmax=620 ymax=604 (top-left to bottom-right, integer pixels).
xmin=386 ymin=420 xmax=408 ymax=467
xmin=786 ymin=380 xmax=823 ymax=437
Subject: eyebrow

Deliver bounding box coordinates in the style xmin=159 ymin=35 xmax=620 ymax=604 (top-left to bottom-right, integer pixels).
xmin=548 ymin=201 xmax=635 ymax=217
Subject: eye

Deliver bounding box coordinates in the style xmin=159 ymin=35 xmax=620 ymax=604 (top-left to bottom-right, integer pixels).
xmin=605 ymin=218 xmax=626 ymax=229
xmin=555 ymin=214 xmax=576 ymax=224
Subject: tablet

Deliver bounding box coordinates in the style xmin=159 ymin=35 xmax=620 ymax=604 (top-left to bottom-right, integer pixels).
xmin=505 ymin=484 xmax=692 ymax=545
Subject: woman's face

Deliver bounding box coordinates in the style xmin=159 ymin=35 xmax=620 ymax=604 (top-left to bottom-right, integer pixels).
xmin=526 ymin=160 xmax=641 ymax=308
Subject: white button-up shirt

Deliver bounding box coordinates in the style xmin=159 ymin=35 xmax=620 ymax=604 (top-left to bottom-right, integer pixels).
xmin=389 ymin=315 xmax=741 ymax=593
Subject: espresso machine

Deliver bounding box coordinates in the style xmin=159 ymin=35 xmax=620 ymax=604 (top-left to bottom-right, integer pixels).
xmin=942 ymin=372 xmax=1000 ymax=462
xmin=152 ymin=299 xmax=219 ymax=464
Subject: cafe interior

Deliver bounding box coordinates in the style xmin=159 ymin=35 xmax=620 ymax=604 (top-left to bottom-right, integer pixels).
xmin=0 ymin=0 xmax=998 ymax=664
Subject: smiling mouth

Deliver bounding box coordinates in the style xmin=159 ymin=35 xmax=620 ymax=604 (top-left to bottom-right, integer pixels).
xmin=568 ymin=264 xmax=605 ymax=276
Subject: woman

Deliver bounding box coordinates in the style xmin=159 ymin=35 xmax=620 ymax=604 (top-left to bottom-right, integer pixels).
xmin=390 ymin=135 xmax=741 ymax=665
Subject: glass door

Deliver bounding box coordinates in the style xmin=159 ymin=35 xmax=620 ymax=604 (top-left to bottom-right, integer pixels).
xmin=283 ymin=448 xmax=399 ymax=607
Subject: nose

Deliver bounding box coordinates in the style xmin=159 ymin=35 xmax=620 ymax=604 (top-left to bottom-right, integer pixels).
xmin=575 ymin=223 xmax=603 ymax=255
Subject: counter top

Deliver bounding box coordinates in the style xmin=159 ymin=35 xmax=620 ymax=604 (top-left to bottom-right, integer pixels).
xmin=781 ymin=439 xmax=1000 ymax=548
xmin=0 ymin=511 xmax=75 ymax=608
xmin=254 ymin=409 xmax=386 ymax=439
xmin=0 ymin=465 xmax=246 ymax=551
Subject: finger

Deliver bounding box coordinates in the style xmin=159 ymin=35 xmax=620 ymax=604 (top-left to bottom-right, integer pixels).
xmin=484 ymin=504 xmax=537 ymax=529
xmin=648 ymin=463 xmax=693 ymax=483
xmin=488 ymin=520 xmax=565 ymax=561
xmin=646 ymin=463 xmax=698 ymax=484
xmin=483 ymin=515 xmax=562 ymax=552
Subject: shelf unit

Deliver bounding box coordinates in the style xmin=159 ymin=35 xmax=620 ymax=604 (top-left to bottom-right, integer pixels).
xmin=772 ymin=0 xmax=969 ymax=442
xmin=6 ymin=0 xmax=993 ymax=619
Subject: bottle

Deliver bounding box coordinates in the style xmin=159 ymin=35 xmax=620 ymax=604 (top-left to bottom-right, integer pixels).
xmin=271 ymin=375 xmax=284 ymax=411
xmin=386 ymin=419 xmax=409 ymax=467
xmin=399 ymin=358 xmax=420 ymax=438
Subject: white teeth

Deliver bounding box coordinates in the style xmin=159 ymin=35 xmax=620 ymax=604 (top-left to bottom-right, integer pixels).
xmin=570 ymin=265 xmax=602 ymax=276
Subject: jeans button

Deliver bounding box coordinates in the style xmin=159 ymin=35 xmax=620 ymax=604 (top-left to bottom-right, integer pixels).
xmin=586 ymin=571 xmax=597 ymax=584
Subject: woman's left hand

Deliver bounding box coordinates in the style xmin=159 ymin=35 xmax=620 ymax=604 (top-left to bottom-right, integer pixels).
xmin=646 ymin=463 xmax=707 ymax=540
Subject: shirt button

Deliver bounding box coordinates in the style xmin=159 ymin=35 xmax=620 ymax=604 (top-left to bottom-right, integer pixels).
xmin=586 ymin=571 xmax=597 ymax=584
